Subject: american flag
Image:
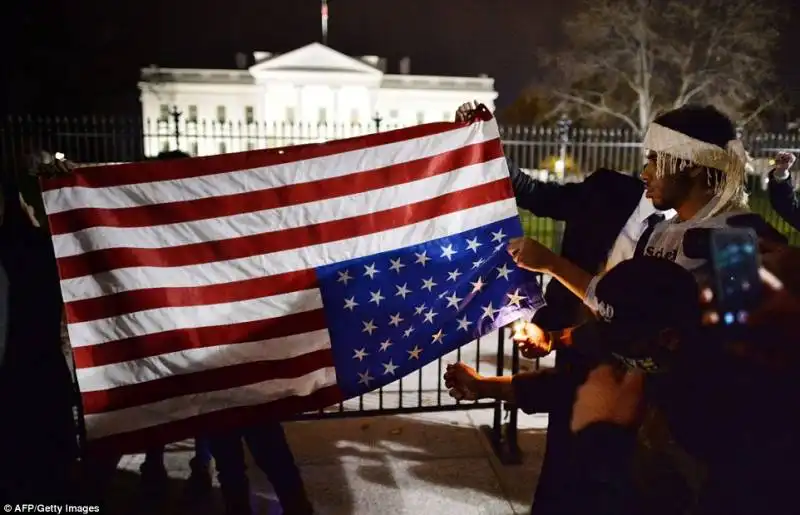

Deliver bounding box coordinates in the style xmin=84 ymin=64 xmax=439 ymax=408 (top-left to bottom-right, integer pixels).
xmin=41 ymin=114 xmax=544 ymax=454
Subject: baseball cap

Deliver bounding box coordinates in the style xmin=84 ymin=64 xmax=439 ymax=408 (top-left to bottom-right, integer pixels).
xmin=572 ymin=256 xmax=703 ymax=372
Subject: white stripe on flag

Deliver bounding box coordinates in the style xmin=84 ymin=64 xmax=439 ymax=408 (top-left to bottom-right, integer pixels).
xmin=44 ymin=122 xmax=500 ymax=213
xmin=59 ymin=198 xmax=518 ymax=302
xmin=83 ymin=367 xmax=338 ymax=439
xmin=76 ymin=329 xmax=331 ymax=391
xmin=52 ymin=157 xmax=508 ymax=258
xmin=68 ymin=288 xmax=322 ymax=347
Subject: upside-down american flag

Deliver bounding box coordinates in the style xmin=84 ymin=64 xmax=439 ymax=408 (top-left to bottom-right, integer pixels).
xmin=41 ymin=112 xmax=544 ymax=454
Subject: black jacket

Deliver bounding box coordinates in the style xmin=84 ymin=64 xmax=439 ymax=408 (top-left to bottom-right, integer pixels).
xmin=767 ymin=170 xmax=800 ymax=231
xmin=506 ymin=160 xmax=645 ymax=514
xmin=507 ymin=160 xmax=645 ymax=330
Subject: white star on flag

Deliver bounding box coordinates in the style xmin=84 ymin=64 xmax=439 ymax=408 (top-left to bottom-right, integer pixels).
xmin=470 ymin=277 xmax=486 ymax=293
xmin=379 ymin=339 xmax=393 ymax=352
xmin=481 ymin=302 xmax=498 ymax=320
xmin=337 ymin=270 xmax=353 ymax=285
xmin=382 ymin=360 xmax=399 ymax=375
xmin=472 ymin=258 xmax=485 ymax=269
xmin=466 ymin=237 xmax=482 ymax=253
xmin=445 ymin=292 xmax=463 ymax=309
xmin=403 ymin=326 xmax=415 ymax=338
xmin=423 ymin=310 xmax=438 ymax=324
xmin=369 ymin=290 xmax=385 ymax=306
xmin=506 ymin=289 xmax=526 ymax=307
xmin=447 ymin=269 xmax=462 ymax=282
xmin=395 ymin=283 xmax=412 ymax=298
xmin=440 ymin=244 xmax=457 ymax=261
xmin=388 ymin=313 xmax=404 ymax=327
xmin=431 ymin=329 xmax=446 ymax=344
xmin=421 ymin=277 xmax=437 ymax=292
xmin=456 ymin=315 xmax=473 ymax=332
xmin=343 ymin=297 xmax=358 ymax=311
xmin=353 ymin=348 xmax=369 ymax=361
xmin=364 ymin=263 xmax=379 ymax=279
xmin=496 ymin=264 xmax=513 ymax=281
xmin=414 ymin=251 xmax=431 ymax=266
xmin=407 ymin=346 xmax=423 ymax=359
xmin=362 ymin=319 xmax=378 ymax=335
xmin=491 ymin=229 xmax=506 ymax=243
xmin=389 ymin=258 xmax=405 ymax=273
xmin=358 ymin=370 xmax=374 ymax=386
xmin=414 ymin=303 xmax=427 ymax=315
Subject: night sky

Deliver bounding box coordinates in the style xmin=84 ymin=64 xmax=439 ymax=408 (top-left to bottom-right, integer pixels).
xmin=2 ymin=0 xmax=798 ymax=116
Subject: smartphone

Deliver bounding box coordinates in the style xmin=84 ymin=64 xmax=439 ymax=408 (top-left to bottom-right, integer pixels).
xmin=708 ymin=228 xmax=762 ymax=326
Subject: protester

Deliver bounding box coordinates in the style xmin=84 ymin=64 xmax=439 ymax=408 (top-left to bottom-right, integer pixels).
xmin=767 ymin=151 xmax=800 ymax=231
xmin=507 ymin=105 xmax=786 ymax=305
xmin=447 ymin=257 xmax=706 ymax=514
xmin=455 ymin=101 xmax=673 ymax=514
xmin=0 ymin=153 xmax=79 ymax=503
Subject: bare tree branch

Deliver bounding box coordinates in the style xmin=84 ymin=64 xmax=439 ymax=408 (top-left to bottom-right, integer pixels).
xmin=540 ymin=0 xmax=781 ymax=134
xmin=553 ymin=91 xmax=640 ymax=131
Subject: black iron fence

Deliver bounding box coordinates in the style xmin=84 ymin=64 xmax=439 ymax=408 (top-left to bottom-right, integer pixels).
xmin=5 ymin=114 xmax=800 ymax=464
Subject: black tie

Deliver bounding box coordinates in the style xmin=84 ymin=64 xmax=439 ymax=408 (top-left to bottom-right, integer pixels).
xmin=634 ymin=213 xmax=666 ymax=258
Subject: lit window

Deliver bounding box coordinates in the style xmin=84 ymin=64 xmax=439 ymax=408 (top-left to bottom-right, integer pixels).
xmin=159 ymin=104 xmax=169 ymax=122
xmin=285 ymin=107 xmax=296 ymax=123
xmin=416 ymin=111 xmax=425 ymax=124
xmin=218 ymin=142 xmax=227 ymax=154
xmin=188 ymin=105 xmax=198 ymax=122
xmin=389 ymin=109 xmax=399 ymax=118
xmin=246 ymin=141 xmax=256 ymax=151
xmin=442 ymin=111 xmax=451 ymax=121
xmin=217 ymin=106 xmax=227 ymax=124
xmin=318 ymin=107 xmax=328 ymax=124
xmin=160 ymin=140 xmax=170 ymax=152
xmin=350 ymin=108 xmax=359 ymax=124
xmin=190 ymin=142 xmax=199 ymax=156
xmin=245 ymin=106 xmax=255 ymax=124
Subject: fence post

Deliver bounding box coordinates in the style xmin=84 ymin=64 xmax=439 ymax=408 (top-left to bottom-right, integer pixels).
xmin=480 ymin=328 xmax=523 ymax=465
xmin=170 ymin=106 xmax=183 ymax=150
xmin=557 ymin=114 xmax=572 ymax=175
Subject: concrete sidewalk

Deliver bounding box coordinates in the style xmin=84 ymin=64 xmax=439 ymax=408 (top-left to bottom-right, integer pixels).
xmin=110 ymin=409 xmax=549 ymax=515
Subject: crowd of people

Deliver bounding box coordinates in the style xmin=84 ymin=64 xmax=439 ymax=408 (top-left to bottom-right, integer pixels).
xmin=1 ymin=101 xmax=799 ymax=515
xmin=445 ymin=102 xmax=800 ymax=515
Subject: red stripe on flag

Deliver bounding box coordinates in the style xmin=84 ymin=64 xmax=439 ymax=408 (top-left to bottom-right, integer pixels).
xmin=57 ymin=179 xmax=512 ymax=279
xmin=65 ymin=268 xmax=318 ymax=323
xmin=71 ymin=309 xmax=328 ymax=369
xmin=81 ymin=348 xmax=335 ymax=415
xmin=48 ymin=140 xmax=502 ymax=234
xmin=84 ymin=385 xmax=344 ymax=456
xmin=41 ymin=122 xmax=468 ymax=191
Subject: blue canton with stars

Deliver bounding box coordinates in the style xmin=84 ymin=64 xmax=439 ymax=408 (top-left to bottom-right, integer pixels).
xmin=316 ymin=216 xmax=546 ymax=399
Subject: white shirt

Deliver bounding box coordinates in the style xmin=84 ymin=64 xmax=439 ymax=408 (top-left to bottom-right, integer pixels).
xmin=605 ymin=192 xmax=676 ymax=270
xmin=642 ymin=202 xmax=748 ymax=271
xmin=584 ymin=192 xmax=675 ymax=308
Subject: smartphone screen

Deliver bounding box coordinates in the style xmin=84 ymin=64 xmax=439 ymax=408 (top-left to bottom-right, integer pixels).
xmin=709 ymin=228 xmax=761 ymax=326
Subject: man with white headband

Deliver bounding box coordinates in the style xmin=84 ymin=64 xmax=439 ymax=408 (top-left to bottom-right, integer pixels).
xmin=637 ymin=104 xmax=784 ymax=269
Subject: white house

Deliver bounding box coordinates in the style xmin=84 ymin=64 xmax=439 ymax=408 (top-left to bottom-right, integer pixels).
xmin=138 ymin=42 xmax=498 ymax=156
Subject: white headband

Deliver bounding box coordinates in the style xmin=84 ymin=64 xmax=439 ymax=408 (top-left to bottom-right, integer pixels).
xmin=642 ymin=122 xmax=747 ymax=174
xmin=642 ymin=122 xmax=748 ymax=218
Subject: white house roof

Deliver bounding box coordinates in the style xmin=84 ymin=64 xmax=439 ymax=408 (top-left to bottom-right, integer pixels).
xmin=249 ymin=42 xmax=383 ymax=76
